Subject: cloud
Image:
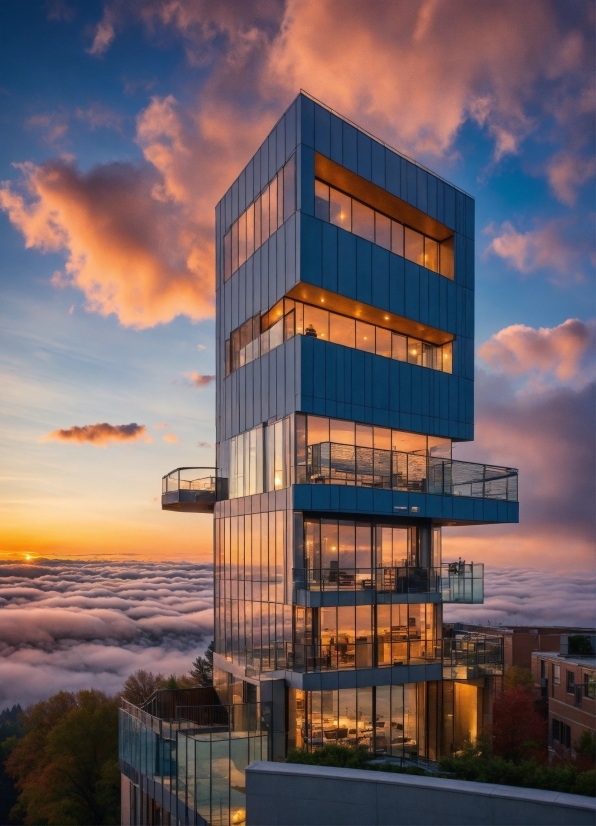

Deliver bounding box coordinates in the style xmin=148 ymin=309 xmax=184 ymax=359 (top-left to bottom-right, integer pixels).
xmin=25 ymin=112 xmax=69 ymax=145
xmin=163 ymin=433 xmax=179 ymax=443
xmin=444 ymin=567 xmax=596 ymax=627
xmin=41 ymin=422 xmax=149 ymax=446
xmin=183 ymin=371 xmax=215 ymax=387
xmin=197 ymin=441 xmax=212 ymax=448
xmin=154 ymin=422 xmax=168 ymax=429
xmin=0 ymin=559 xmax=213 ymax=709
xmin=484 ymin=220 xmax=588 ymax=282
xmin=0 ymin=158 xmax=214 ymax=328
xmin=75 ymin=102 xmax=123 ymax=131
xmin=478 ymin=319 xmax=595 ymax=385
xmin=546 ymin=151 xmax=596 ymax=206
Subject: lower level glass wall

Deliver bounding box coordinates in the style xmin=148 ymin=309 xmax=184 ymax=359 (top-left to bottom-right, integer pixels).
xmin=119 ymin=700 xmax=270 ymax=826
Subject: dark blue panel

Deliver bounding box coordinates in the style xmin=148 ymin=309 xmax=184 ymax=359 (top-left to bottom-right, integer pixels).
xmin=371 ymin=245 xmax=390 ymax=309
xmin=389 ymin=254 xmax=405 ymax=317
xmin=301 ymin=215 xmax=322 ymax=286
xmin=436 ymin=179 xmax=444 ymax=224
xmin=406 ymin=162 xmax=417 ymax=207
xmin=276 ymin=227 xmax=286 ymax=298
xmin=416 ymin=168 xmax=428 ymax=214
xmin=337 ymin=230 xmax=357 ymax=299
xmin=439 ymin=277 xmax=448 ymax=331
xmin=268 ymin=133 xmax=277 ymax=180
xmin=298 ymin=95 xmax=315 ymax=148
xmin=372 ymin=357 xmax=389 ymax=416
xmin=371 ymin=141 xmax=385 ymax=188
xmin=260 ymin=142 xmax=269 ymax=191
xmin=330 ymin=114 xmax=343 ymax=164
xmin=342 ymin=122 xmax=358 ymax=172
xmin=465 ymin=237 xmax=474 ymax=292
xmin=325 ymin=343 xmax=336 ymax=403
xmin=313 ymin=340 xmax=326 ymax=398
xmin=427 ymin=173 xmax=437 ymax=220
xmin=276 ymin=120 xmax=285 ymax=172
xmin=444 ymin=185 xmax=456 ymax=229
xmin=268 ymin=236 xmax=278 ymax=307
xmin=285 ymin=215 xmax=297 ymax=292
xmin=356 ymin=237 xmax=372 ymax=304
xmin=411 ymin=367 xmax=422 ymax=419
xmin=447 ymin=281 xmax=457 ymax=331
xmin=419 ymin=267 xmax=429 ymax=326
xmin=293 ymin=485 xmax=312 ymax=511
xmin=399 ymin=364 xmax=412 ymax=415
xmin=389 ymin=361 xmax=400 ymax=413
xmin=465 ymin=195 xmax=475 ymax=241
xmin=285 ymin=100 xmax=297 ymax=160
xmin=357 ymin=132 xmax=372 ymax=180
xmin=356 ymin=487 xmax=374 ymax=513
xmin=239 ymin=169 xmax=246 ymax=214
xmin=314 ymin=104 xmax=331 ymax=157
xmin=322 ymin=221 xmax=338 ymax=293
xmin=351 ymin=349 xmax=365 ymax=408
xmin=483 ymin=500 xmax=498 ymax=523
xmin=456 ymin=190 xmax=466 ymax=236
xmin=299 ymin=145 xmax=315 ymax=217
xmin=404 ymin=261 xmax=420 ymax=321
xmin=456 ymin=285 xmax=464 ymax=338
xmin=473 ymin=499 xmax=484 ymax=522
xmin=452 ymin=498 xmax=474 ymax=522
xmin=454 ymin=233 xmax=465 ymax=287
xmin=385 ymin=150 xmax=401 ymax=197
xmin=427 ymin=272 xmax=440 ymax=330
xmin=339 ymin=485 xmax=357 ymax=513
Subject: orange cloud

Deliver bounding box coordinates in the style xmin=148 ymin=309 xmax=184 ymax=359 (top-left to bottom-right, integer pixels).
xmin=183 ymin=371 xmax=215 ymax=387
xmin=0 ymin=159 xmax=214 ymax=328
xmin=485 ymin=220 xmax=585 ymax=281
xmin=163 ymin=433 xmax=179 ymax=443
xmin=41 ymin=422 xmax=149 ymax=446
xmin=479 ymin=319 xmax=595 ymax=383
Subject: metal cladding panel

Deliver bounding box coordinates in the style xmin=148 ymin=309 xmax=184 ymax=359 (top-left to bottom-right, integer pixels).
xmin=357 ymin=130 xmax=372 ymax=180
xmin=342 ymin=121 xmax=358 ymax=172
xmin=314 ymin=103 xmax=331 ymax=156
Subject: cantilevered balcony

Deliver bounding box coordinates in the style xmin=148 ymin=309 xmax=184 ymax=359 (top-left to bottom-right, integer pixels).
xmin=294 ymin=562 xmax=484 ymax=603
xmin=442 ymin=633 xmax=505 ymax=680
xmin=161 ymin=467 xmax=228 ymax=513
xmin=297 ymin=442 xmax=518 ymax=501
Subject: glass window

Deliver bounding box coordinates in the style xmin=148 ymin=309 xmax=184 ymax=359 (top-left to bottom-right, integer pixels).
xmin=295 ymin=302 xmax=304 ymax=335
xmin=268 ymin=318 xmax=283 ymax=350
xmin=585 ymin=674 xmax=596 ymax=699
xmin=315 ymin=180 xmax=330 ymax=222
xmin=355 ymin=424 xmax=373 ymax=448
xmin=421 ymin=342 xmax=436 ymax=370
xmin=356 ymin=320 xmax=375 ymax=353
xmin=428 ymin=437 xmax=451 ymax=459
xmin=330 ymin=188 xmax=351 ymax=232
xmin=407 ymin=338 xmax=422 ymax=366
xmin=441 ymin=341 xmax=453 ymax=374
xmin=304 ymin=305 xmax=329 ymax=340
xmin=375 ymin=213 xmax=391 ymax=250
xmin=424 ymin=237 xmax=439 ymax=273
xmin=277 ymin=173 xmax=284 ymax=229
xmin=392 ymin=431 xmax=426 ymax=454
xmin=246 ymin=203 xmax=255 ymax=259
xmin=440 ymin=237 xmax=454 ymax=279
xmin=329 ymin=313 xmax=355 ymax=348
xmin=231 ymin=219 xmax=239 ymax=273
xmin=566 ymin=671 xmax=575 ymax=694
xmin=307 ymin=416 xmax=330 ymax=445
xmin=321 ymin=521 xmax=339 ymax=569
xmin=261 ymin=187 xmax=270 ymax=243
xmin=376 ymin=327 xmax=392 ymax=358
xmin=553 ymin=663 xmax=560 ymax=685
xmin=392 ymin=333 xmax=407 ymax=362
xmin=404 ymin=227 xmax=424 ymax=265
xmin=224 ymin=230 xmax=232 ymax=281
xmin=330 ymin=419 xmax=355 ymax=445
xmin=391 ymin=221 xmax=404 ymax=256
xmin=352 ymin=200 xmax=375 ymax=242
xmin=373 ymin=427 xmax=391 ymax=450
xmin=238 ymin=211 xmax=247 ymax=268
xmin=284 ymin=155 xmax=296 ymax=222
xmin=254 ymin=194 xmax=262 ymax=248
xmin=269 ymin=177 xmax=278 ymax=236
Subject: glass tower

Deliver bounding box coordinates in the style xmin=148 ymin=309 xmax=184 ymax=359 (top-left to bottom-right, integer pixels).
xmin=163 ymin=92 xmax=518 ymax=768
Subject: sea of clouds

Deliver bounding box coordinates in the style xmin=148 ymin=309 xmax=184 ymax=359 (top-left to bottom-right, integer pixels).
xmin=0 ymin=559 xmax=593 ymax=710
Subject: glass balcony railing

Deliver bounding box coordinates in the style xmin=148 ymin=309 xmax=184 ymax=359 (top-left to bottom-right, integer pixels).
xmin=442 ymin=634 xmax=504 ymax=680
xmin=119 ymin=697 xmax=271 ymax=826
xmin=161 ymin=467 xmax=228 ymax=513
xmin=294 ymin=562 xmax=483 ymax=602
xmin=230 ymin=632 xmax=502 ymax=676
xmin=296 ymin=442 xmax=518 ymax=501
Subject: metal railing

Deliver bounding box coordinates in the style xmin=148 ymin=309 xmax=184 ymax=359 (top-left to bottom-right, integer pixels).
xmin=442 ymin=634 xmax=504 ymax=679
xmin=297 ymin=443 xmax=518 ymax=501
xmin=294 ymin=562 xmax=483 ymax=602
xmin=161 ymin=467 xmax=229 ymax=511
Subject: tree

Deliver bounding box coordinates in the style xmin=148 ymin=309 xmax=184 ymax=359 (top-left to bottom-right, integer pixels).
xmin=0 ymin=705 xmax=23 ymax=826
xmin=492 ymin=685 xmax=547 ymax=763
xmin=120 ymin=669 xmax=164 ymax=707
xmin=190 ymin=640 xmax=214 ymax=686
xmin=6 ymin=690 xmax=119 ymax=825
xmin=504 ymin=666 xmax=534 ymax=689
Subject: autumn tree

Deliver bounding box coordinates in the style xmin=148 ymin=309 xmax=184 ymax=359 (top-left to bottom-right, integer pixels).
xmin=120 ymin=669 xmax=165 ymax=706
xmin=6 ymin=690 xmax=119 ymax=825
xmin=492 ymin=685 xmax=547 ymax=763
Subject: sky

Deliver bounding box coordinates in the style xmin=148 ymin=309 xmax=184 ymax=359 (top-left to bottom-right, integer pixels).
xmin=0 ymin=2 xmax=594 ymax=589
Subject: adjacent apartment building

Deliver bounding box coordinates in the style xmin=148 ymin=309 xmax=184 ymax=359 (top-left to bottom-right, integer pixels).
xmin=119 ymin=92 xmax=519 ymax=826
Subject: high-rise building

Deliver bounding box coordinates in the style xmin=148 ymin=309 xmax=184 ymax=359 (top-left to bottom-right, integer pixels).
xmin=120 ymin=92 xmax=519 ymax=826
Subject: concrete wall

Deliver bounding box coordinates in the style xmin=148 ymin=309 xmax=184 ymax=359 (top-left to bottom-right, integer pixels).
xmin=245 ymin=761 xmax=596 ymax=826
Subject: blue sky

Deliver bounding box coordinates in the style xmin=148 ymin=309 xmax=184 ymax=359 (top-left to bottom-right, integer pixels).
xmin=0 ymin=0 xmax=594 ymax=569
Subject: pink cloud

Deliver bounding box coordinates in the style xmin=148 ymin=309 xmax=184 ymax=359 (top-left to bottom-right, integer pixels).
xmin=479 ymin=319 xmax=595 ymax=384
xmin=546 ymin=151 xmax=596 ymax=206
xmin=484 ymin=220 xmax=585 ymax=282
xmin=183 ymin=371 xmax=215 ymax=387
xmin=41 ymin=422 xmax=149 ymax=446
xmin=75 ymin=102 xmax=123 ymax=131
xmin=163 ymin=433 xmax=179 ymax=443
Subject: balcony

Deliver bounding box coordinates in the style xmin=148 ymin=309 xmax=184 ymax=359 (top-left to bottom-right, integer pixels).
xmin=161 ymin=467 xmax=228 ymax=513
xmin=297 ymin=442 xmax=518 ymax=501
xmin=294 ymin=562 xmax=483 ymax=603
xmin=442 ymin=633 xmax=504 ymax=680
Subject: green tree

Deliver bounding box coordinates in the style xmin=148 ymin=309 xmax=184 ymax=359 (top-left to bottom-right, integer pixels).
xmin=6 ymin=690 xmax=119 ymax=825
xmin=503 ymin=666 xmax=535 ymax=689
xmin=190 ymin=640 xmax=214 ymax=686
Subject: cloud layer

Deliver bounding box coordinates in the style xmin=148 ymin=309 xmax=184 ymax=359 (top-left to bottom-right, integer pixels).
xmin=41 ymin=422 xmax=149 ymax=446
xmin=0 ymin=559 xmax=214 ymax=710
